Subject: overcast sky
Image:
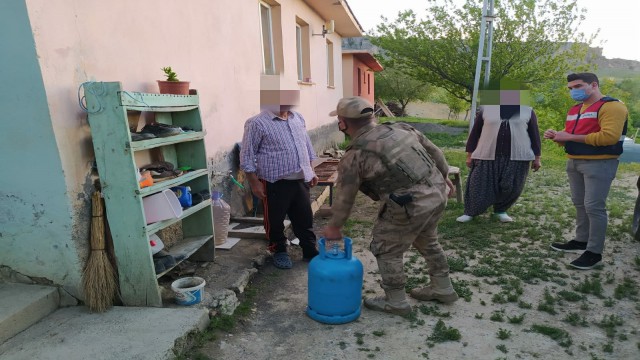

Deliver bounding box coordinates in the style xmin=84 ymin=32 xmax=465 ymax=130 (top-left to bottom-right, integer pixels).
xmin=346 ymin=0 xmax=640 ymax=62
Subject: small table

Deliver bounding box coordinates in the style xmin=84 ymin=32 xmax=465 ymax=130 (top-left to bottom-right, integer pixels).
xmin=312 ymin=158 xmax=339 ymax=206
xmin=448 ymin=166 xmax=463 ymax=202
xmin=312 ymin=159 xmax=463 ymax=203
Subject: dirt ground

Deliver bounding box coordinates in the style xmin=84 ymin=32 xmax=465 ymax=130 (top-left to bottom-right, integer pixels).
xmin=190 ymin=169 xmax=639 ymax=360
xmin=187 ymin=128 xmax=640 ymax=360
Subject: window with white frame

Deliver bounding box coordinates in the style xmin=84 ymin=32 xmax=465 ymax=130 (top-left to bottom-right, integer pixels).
xmin=295 ymin=18 xmax=310 ymax=82
xmin=260 ymin=2 xmax=276 ymax=75
xmin=326 ymin=40 xmax=334 ymax=87
xmin=296 ymin=25 xmax=303 ymax=81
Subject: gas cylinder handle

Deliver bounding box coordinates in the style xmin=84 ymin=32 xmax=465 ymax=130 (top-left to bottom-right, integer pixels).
xmin=318 ymin=238 xmax=327 ymax=259
xmin=344 ymin=237 xmax=352 ymax=260
xmin=318 ymin=237 xmax=352 ymax=259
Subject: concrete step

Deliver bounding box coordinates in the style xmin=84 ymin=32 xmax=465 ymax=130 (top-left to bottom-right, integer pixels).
xmin=0 ymin=306 xmax=208 ymax=360
xmin=0 ymin=283 xmax=59 ymax=344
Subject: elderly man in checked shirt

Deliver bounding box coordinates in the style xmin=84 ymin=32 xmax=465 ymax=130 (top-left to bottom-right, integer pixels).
xmin=240 ymin=87 xmax=319 ymax=269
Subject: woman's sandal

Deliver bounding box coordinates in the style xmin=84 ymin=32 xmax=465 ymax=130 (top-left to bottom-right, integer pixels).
xmin=272 ymin=252 xmax=292 ymax=269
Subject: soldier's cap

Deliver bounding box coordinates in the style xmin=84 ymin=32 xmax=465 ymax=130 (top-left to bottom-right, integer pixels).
xmin=329 ymin=97 xmax=374 ymax=119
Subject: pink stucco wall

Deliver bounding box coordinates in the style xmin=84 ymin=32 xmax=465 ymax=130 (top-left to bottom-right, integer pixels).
xmin=342 ymin=55 xmax=375 ymax=105
xmin=25 ymin=0 xmax=347 ymax=207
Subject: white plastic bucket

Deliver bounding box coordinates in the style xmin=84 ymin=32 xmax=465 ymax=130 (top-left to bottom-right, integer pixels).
xmin=143 ymin=189 xmax=183 ymax=224
xmin=171 ymin=277 xmax=206 ymax=305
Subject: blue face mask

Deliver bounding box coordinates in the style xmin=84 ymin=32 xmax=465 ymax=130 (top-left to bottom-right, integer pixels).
xmin=570 ymin=88 xmax=590 ymax=101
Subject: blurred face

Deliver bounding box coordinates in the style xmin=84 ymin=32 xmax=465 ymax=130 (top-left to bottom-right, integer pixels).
xmin=478 ymin=89 xmax=531 ymax=105
xmin=260 ymin=90 xmax=300 ymax=112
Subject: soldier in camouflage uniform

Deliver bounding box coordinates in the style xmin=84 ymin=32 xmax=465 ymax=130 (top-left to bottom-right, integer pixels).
xmin=323 ymin=97 xmax=459 ymax=316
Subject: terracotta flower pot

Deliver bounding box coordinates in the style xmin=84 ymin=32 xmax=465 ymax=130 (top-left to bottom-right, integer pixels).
xmin=157 ymin=80 xmax=190 ymax=95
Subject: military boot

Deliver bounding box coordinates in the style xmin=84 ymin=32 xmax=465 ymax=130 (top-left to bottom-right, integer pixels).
xmin=363 ymin=289 xmax=412 ymax=316
xmin=409 ymin=275 xmax=459 ymax=303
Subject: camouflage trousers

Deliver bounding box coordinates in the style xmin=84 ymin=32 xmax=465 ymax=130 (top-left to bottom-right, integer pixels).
xmin=370 ymin=180 xmax=450 ymax=291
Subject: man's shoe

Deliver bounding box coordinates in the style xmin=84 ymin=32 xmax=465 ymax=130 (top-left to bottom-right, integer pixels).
xmin=456 ymin=215 xmax=473 ymax=223
xmin=495 ymin=212 xmax=513 ymax=223
xmin=409 ymin=276 xmax=459 ymax=304
xmin=363 ymin=293 xmax=412 ymax=316
xmin=272 ymin=252 xmax=292 ymax=269
xmin=550 ymin=240 xmax=587 ymax=253
xmin=569 ymin=251 xmax=602 ymax=270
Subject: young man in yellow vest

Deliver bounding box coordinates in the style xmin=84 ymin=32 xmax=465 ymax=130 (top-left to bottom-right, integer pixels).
xmin=544 ymin=72 xmax=628 ymax=269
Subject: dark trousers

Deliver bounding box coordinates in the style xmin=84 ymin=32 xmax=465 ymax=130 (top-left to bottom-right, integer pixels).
xmin=261 ymin=179 xmax=317 ymax=257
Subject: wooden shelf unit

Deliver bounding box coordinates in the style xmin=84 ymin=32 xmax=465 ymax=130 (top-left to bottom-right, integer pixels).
xmin=86 ymin=82 xmax=214 ymax=307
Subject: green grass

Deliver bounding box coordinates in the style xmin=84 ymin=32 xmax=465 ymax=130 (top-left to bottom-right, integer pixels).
xmin=597 ymin=314 xmax=624 ymax=339
xmin=530 ymin=324 xmax=573 ymax=347
xmin=394 ymin=117 xmax=468 ymax=128
xmin=418 ymin=304 xmax=451 ymax=318
xmin=614 ymin=277 xmax=639 ymax=300
xmin=564 ymin=312 xmax=589 ymax=327
xmin=507 ymin=314 xmax=526 ymax=324
xmin=427 ymin=320 xmax=462 ymax=343
xmin=573 ymin=276 xmax=604 ymax=298
xmin=557 ymin=290 xmax=584 ymax=302
xmin=497 ymin=328 xmax=512 ymax=340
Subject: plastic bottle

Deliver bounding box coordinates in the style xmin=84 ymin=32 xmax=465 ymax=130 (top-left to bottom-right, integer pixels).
xmin=212 ymin=191 xmax=231 ymax=246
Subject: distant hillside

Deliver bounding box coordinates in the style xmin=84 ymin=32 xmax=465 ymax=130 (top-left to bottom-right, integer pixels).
xmin=587 ymin=47 xmax=640 ymax=79
xmin=343 ymin=37 xmax=640 ymax=79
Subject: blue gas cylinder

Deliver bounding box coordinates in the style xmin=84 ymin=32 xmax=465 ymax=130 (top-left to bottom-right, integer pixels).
xmin=306 ymin=237 xmax=363 ymax=324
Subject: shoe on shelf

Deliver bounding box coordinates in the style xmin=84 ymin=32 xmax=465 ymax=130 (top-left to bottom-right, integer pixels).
xmin=140 ymin=123 xmax=183 ymax=138
xmin=153 ymin=254 xmax=176 ymax=274
xmin=191 ymin=190 xmax=211 ymax=205
xmin=550 ymin=240 xmax=587 ymax=253
xmin=140 ymin=161 xmax=183 ymax=181
xmin=569 ymin=250 xmax=602 ymax=270
xmin=456 ymin=215 xmax=473 ymax=223
xmin=494 ymin=212 xmax=513 ymax=222
xmin=131 ymin=132 xmax=156 ymax=141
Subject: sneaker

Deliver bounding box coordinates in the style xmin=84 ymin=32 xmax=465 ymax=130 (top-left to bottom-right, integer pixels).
xmin=494 ymin=212 xmax=513 ymax=222
xmin=456 ymin=215 xmax=473 ymax=223
xmin=550 ymin=240 xmax=587 ymax=253
xmin=569 ymin=251 xmax=602 ymax=270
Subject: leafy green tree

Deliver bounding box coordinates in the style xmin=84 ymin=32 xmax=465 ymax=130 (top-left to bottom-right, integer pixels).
xmin=616 ymin=78 xmax=640 ymax=127
xmin=442 ymin=91 xmax=468 ymax=120
xmin=375 ymin=68 xmax=432 ymax=116
xmin=372 ymin=0 xmax=595 ymax=105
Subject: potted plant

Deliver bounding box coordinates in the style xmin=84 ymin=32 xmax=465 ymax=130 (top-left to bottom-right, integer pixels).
xmin=157 ymin=66 xmax=190 ymax=95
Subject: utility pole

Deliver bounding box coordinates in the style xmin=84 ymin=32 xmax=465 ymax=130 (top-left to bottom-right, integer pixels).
xmin=469 ymin=0 xmax=496 ymax=130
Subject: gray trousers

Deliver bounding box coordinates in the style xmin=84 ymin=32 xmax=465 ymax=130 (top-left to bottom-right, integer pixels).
xmin=566 ymin=158 xmax=619 ymax=254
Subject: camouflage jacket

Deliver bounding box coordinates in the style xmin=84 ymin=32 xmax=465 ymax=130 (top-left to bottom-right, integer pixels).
xmin=328 ymin=122 xmax=450 ymax=227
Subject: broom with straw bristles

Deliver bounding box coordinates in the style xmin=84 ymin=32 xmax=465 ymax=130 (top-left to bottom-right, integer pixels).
xmin=82 ymin=191 xmax=117 ymax=312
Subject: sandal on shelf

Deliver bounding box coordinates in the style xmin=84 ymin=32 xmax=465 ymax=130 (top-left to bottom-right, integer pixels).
xmin=272 ymin=252 xmax=292 ymax=270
